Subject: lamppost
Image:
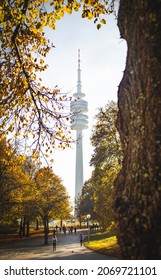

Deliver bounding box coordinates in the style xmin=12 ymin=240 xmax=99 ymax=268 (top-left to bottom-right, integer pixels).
xmin=87 ymin=214 xmax=91 ymax=243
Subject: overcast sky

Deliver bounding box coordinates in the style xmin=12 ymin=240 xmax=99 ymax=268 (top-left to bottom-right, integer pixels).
xmin=41 ymin=11 xmax=127 ymax=203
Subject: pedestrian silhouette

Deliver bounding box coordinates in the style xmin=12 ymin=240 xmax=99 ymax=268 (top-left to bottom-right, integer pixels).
xmin=79 ymin=233 xmax=84 ymax=246
xmin=52 ymin=235 xmax=57 ymax=251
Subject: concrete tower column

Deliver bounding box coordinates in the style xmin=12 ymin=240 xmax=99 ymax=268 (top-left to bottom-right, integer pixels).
xmin=75 ymin=129 xmax=83 ymax=198
xmin=70 ymin=50 xmax=88 ymax=200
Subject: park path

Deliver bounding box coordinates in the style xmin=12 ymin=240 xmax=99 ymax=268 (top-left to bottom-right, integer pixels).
xmin=0 ymin=230 xmax=117 ymax=260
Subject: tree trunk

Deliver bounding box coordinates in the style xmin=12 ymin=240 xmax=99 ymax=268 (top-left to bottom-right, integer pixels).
xmin=43 ymin=216 xmax=49 ymax=245
xmin=36 ymin=219 xmax=39 ymax=230
xmin=26 ymin=219 xmax=30 ymax=237
xmin=60 ymin=218 xmax=63 ymax=228
xmin=19 ymin=219 xmax=23 ymax=238
xmin=22 ymin=216 xmax=26 ymax=237
xmin=79 ymin=219 xmax=82 ymax=229
xmin=115 ymin=0 xmax=161 ymax=259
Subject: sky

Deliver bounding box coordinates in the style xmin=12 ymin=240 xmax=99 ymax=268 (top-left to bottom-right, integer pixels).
xmin=41 ymin=11 xmax=127 ymax=203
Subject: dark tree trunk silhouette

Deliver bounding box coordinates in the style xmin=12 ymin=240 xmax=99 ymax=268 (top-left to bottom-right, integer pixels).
xmin=43 ymin=215 xmax=49 ymax=245
xmin=19 ymin=218 xmax=23 ymax=238
xmin=26 ymin=219 xmax=30 ymax=237
xmin=36 ymin=219 xmax=39 ymax=230
xmin=115 ymin=0 xmax=161 ymax=259
xmin=22 ymin=215 xmax=26 ymax=237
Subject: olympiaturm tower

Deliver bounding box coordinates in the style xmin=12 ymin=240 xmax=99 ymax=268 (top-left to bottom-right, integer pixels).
xmin=70 ymin=50 xmax=88 ymax=200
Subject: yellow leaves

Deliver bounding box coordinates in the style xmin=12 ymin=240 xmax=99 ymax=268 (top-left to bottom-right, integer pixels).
xmin=97 ymin=23 xmax=102 ymax=30
xmin=59 ymin=9 xmax=65 ymax=17
xmin=63 ymin=6 xmax=72 ymax=14
xmin=8 ymin=124 xmax=14 ymax=133
xmin=87 ymin=12 xmax=93 ymax=20
xmin=14 ymin=132 xmax=21 ymax=137
xmin=57 ymin=129 xmax=63 ymax=136
xmin=17 ymin=155 xmax=27 ymax=164
xmin=31 ymin=153 xmax=37 ymax=159
xmin=31 ymin=151 xmax=39 ymax=164
xmin=30 ymin=26 xmax=38 ymax=34
xmin=6 ymin=149 xmax=13 ymax=157
xmin=36 ymin=22 xmax=43 ymax=31
xmin=40 ymin=58 xmax=44 ymax=65
xmin=73 ymin=1 xmax=81 ymax=12
xmin=0 ymin=5 xmax=4 ymax=22
xmin=81 ymin=0 xmax=110 ymax=30
xmin=0 ymin=137 xmax=36 ymax=212
xmin=42 ymin=96 xmax=48 ymax=102
xmin=34 ymin=167 xmax=70 ymax=218
xmin=2 ymin=0 xmax=110 ymax=165
xmin=101 ymin=18 xmax=106 ymax=24
xmin=29 ymin=8 xmax=38 ymax=19
xmin=2 ymin=78 xmax=9 ymax=85
xmin=14 ymin=115 xmax=18 ymax=121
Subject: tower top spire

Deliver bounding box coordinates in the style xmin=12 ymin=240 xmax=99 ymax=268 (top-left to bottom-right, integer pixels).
xmin=73 ymin=48 xmax=85 ymax=98
xmin=78 ymin=49 xmax=80 ymax=70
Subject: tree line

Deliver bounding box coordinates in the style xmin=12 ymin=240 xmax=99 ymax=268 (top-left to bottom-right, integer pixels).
xmin=0 ymin=134 xmax=71 ymax=244
xmin=75 ymin=101 xmax=122 ymax=231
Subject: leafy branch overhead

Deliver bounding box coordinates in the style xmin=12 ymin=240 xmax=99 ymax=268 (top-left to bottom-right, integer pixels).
xmin=0 ymin=0 xmax=115 ymax=161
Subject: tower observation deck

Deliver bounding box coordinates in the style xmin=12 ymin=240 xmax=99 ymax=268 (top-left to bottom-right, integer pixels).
xmin=70 ymin=50 xmax=88 ymax=199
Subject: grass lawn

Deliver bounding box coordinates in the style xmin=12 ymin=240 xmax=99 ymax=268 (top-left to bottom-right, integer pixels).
xmin=0 ymin=228 xmax=45 ymax=245
xmin=84 ymin=231 xmax=122 ymax=259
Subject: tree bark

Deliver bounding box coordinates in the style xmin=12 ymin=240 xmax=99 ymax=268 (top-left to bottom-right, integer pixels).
xmin=19 ymin=219 xmax=23 ymax=238
xmin=26 ymin=219 xmax=30 ymax=237
xmin=115 ymin=0 xmax=161 ymax=259
xmin=43 ymin=216 xmax=49 ymax=245
xmin=60 ymin=218 xmax=63 ymax=228
xmin=35 ymin=219 xmax=39 ymax=230
xmin=22 ymin=216 xmax=26 ymax=237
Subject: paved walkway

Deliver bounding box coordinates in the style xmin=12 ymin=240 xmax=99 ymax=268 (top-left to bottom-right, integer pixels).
xmin=0 ymin=230 xmax=117 ymax=260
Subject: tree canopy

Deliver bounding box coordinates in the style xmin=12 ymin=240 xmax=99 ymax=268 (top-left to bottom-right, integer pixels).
xmin=0 ymin=135 xmax=71 ymax=237
xmin=0 ymin=0 xmax=116 ymax=161
xmin=77 ymin=101 xmax=121 ymax=230
xmin=34 ymin=166 xmax=71 ymax=221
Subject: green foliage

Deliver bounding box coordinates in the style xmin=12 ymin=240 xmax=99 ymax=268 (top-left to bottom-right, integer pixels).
xmin=75 ymin=179 xmax=96 ymax=221
xmin=79 ymin=101 xmax=122 ymax=230
xmin=90 ymin=101 xmax=122 ymax=168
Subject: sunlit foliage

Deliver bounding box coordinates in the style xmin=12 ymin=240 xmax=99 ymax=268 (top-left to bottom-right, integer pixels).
xmin=0 ymin=0 xmax=115 ymax=161
xmin=0 ymin=135 xmax=70 ymax=242
xmin=34 ymin=166 xmax=71 ymax=222
xmin=34 ymin=166 xmax=71 ymax=243
xmin=78 ymin=101 xmax=121 ymax=230
xmin=0 ymin=134 xmax=35 ymax=224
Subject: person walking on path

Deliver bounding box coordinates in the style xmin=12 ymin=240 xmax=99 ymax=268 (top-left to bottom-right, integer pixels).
xmin=52 ymin=234 xmax=57 ymax=251
xmin=79 ymin=233 xmax=84 ymax=247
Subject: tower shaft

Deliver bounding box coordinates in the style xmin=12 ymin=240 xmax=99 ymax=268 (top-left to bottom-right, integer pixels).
xmin=70 ymin=50 xmax=88 ymax=200
xmin=75 ymin=130 xmax=83 ymax=198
